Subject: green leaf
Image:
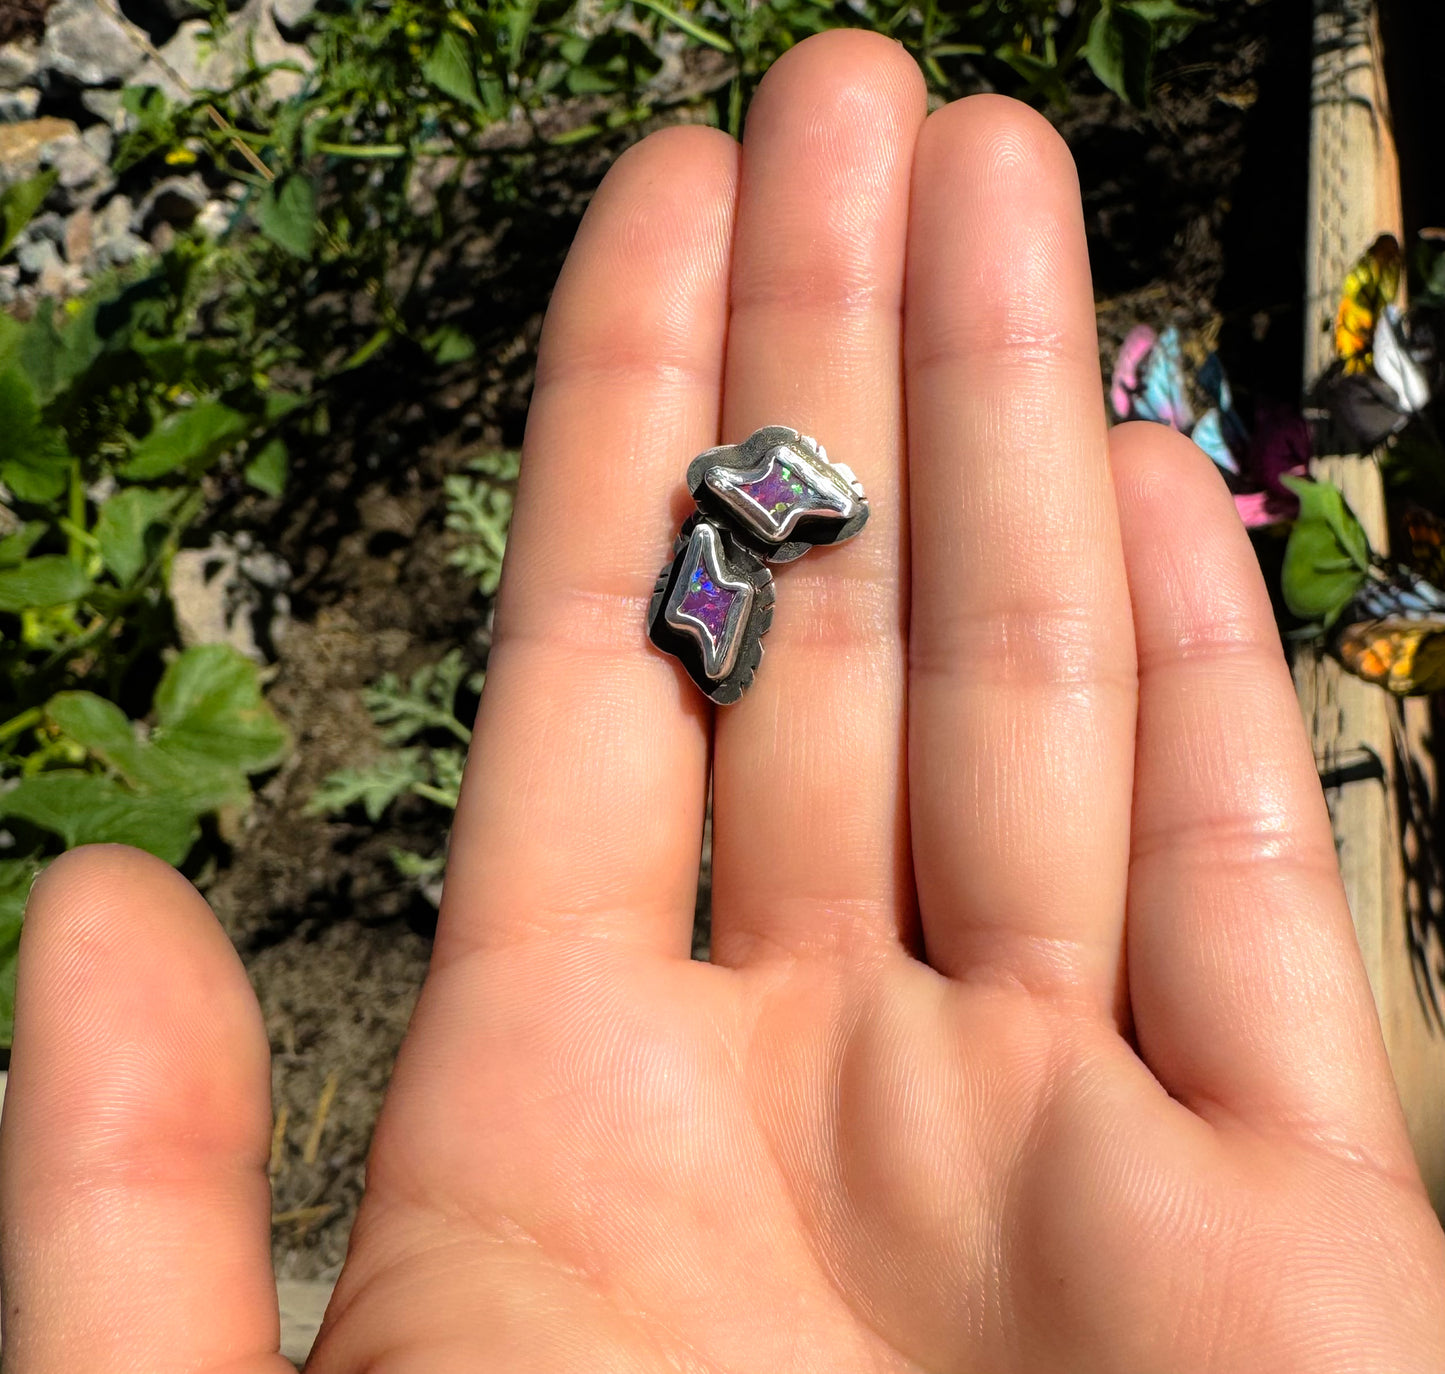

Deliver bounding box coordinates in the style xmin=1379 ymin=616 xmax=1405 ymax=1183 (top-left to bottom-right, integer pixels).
xmin=95 ymin=486 xmax=178 ymax=585
xmin=1281 ymin=477 xmax=1372 ymax=626
xmin=1084 ymin=2 xmax=1155 ymax=106
xmin=0 ymin=772 xmax=200 ymax=865
xmin=390 ymin=847 xmax=446 ymax=882
xmin=1118 ymin=0 xmax=1208 ymax=46
xmin=45 ymin=690 xmax=155 ymax=780
xmin=255 ymin=174 xmax=317 ymax=259
xmin=0 ymin=555 xmax=90 ymax=612
xmin=263 ymin=390 xmax=303 ymax=423
xmin=121 ymin=401 xmax=249 ymax=479
xmin=423 ymin=325 xmax=476 ymax=364
xmin=0 ymin=168 xmax=58 ymax=261
xmin=423 ymin=30 xmax=483 ymax=110
xmin=445 ymin=451 xmax=516 ymax=595
xmin=0 ymin=855 xmax=43 ymax=1048
xmin=244 ymin=437 xmax=288 ymax=498
xmin=9 ymin=297 xmax=104 ymax=408
xmin=995 ymin=43 xmax=1071 ymax=107
xmin=0 ymin=520 xmax=45 ymax=569
xmin=38 ymin=653 xmax=288 ymax=830
xmin=0 ymin=365 xmax=71 ymax=503
xmin=43 ymin=689 xmax=231 ymax=807
xmin=361 ymin=650 xmax=472 ymax=745
xmin=308 ymin=747 xmax=429 ymax=822
xmin=1118 ymin=0 xmax=1206 ymax=19
xmin=506 ymin=0 xmax=539 ymax=66
xmin=151 ymin=644 xmax=289 ymax=777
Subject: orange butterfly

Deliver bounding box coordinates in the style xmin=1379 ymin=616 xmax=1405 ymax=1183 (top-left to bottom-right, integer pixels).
xmin=1334 ymin=567 xmax=1445 ymax=695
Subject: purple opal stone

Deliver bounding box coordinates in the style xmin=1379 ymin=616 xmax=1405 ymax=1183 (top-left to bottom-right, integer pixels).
xmin=679 ymin=576 xmax=736 ymax=642
xmin=739 ymin=455 xmax=806 ymax=517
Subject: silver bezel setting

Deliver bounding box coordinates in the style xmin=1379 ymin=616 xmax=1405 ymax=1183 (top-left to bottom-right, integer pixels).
xmin=647 ymin=516 xmax=775 ymax=705
xmin=687 ymin=426 xmax=869 ymax=563
xmin=661 ymin=522 xmax=755 ymax=680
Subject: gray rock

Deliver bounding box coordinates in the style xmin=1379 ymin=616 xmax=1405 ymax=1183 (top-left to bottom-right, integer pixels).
xmin=91 ymin=193 xmax=146 ymax=268
xmin=16 ymin=234 xmax=59 ymax=275
xmin=194 ymin=197 xmax=233 ymax=237
xmin=0 ymin=42 xmax=41 ymax=91
xmin=271 ymin=0 xmax=317 ymax=29
xmin=0 ymin=88 xmax=40 ymax=123
xmin=80 ymin=88 xmax=126 ymax=129
xmin=37 ymin=0 xmax=149 ymax=87
xmin=81 ymin=120 xmax=112 ymax=164
xmin=137 ymin=172 xmax=207 ymax=228
xmin=132 ymin=0 xmax=309 ymax=102
xmin=0 ymin=262 xmax=20 ymax=306
xmin=24 ymin=210 xmax=65 ymax=244
xmin=38 ymin=247 xmax=84 ymax=296
xmin=42 ymin=129 xmax=113 ymax=210
xmin=170 ymin=534 xmax=290 ymax=662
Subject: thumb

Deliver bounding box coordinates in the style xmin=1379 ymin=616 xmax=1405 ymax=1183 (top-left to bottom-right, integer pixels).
xmin=0 ymin=846 xmax=290 ymax=1373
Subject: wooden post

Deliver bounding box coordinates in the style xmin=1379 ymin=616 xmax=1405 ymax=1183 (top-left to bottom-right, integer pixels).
xmin=1298 ymin=0 xmax=1445 ymax=1207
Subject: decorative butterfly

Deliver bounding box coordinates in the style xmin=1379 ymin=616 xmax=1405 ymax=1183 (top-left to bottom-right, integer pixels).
xmin=1334 ymin=233 xmax=1402 ymax=374
xmin=1109 ymin=324 xmax=1245 ymax=475
xmin=1317 ymin=298 xmax=1439 ymax=450
xmin=1334 ymin=569 xmax=1445 ymax=695
xmin=1322 ymin=505 xmax=1445 ymax=695
xmin=1402 ymin=505 xmax=1445 ymax=586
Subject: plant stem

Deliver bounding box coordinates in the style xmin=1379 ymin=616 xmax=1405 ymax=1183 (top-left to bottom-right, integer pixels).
xmin=631 ymin=0 xmax=734 ymax=53
xmin=66 ymin=460 xmax=85 ymax=565
xmin=440 ymin=714 xmax=472 ymax=746
xmin=0 ymin=708 xmax=42 ymax=746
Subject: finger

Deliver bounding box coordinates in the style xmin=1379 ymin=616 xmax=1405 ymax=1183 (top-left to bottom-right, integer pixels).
xmin=905 ymin=97 xmax=1136 ymax=1016
xmin=440 ymin=127 xmax=738 ymax=964
xmin=1112 ymin=423 xmax=1414 ymax=1170
xmin=0 ymin=846 xmax=286 ymax=1373
xmin=708 ymin=30 xmax=925 ymax=967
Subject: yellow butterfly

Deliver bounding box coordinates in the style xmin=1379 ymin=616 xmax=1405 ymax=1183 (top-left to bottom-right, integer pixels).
xmin=1334 ymin=234 xmax=1402 ymax=374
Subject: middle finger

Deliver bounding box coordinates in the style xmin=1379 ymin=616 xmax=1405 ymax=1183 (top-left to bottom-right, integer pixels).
xmin=708 ymin=31 xmax=926 ymax=968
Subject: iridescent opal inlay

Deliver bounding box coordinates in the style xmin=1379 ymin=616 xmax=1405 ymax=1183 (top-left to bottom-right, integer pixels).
xmin=703 ymin=443 xmax=857 ymax=545
xmin=662 ymin=522 xmax=754 ymax=680
xmin=678 ymin=563 xmax=737 ymax=642
xmin=739 ymin=459 xmax=808 ymax=517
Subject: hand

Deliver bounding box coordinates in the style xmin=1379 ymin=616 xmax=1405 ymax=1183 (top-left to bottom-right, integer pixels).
xmin=4 ymin=30 xmax=1443 ymax=1374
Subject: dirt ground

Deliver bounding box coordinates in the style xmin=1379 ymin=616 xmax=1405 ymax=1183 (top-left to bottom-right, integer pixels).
xmin=203 ymin=0 xmax=1313 ymax=1281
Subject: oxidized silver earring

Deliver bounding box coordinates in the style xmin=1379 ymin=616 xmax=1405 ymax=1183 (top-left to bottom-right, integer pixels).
xmin=647 ymin=427 xmax=869 ymax=704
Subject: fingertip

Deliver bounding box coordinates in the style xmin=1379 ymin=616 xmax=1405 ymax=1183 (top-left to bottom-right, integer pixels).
xmin=1110 ymin=419 xmax=1236 ymax=520
xmin=536 ymin=124 xmax=739 ymax=395
xmin=749 ymin=28 xmax=926 ymax=130
xmin=916 ymin=92 xmax=1079 ymax=196
xmin=11 ymin=842 xmax=270 ymax=1169
xmin=2 ymin=846 xmax=281 ymax=1370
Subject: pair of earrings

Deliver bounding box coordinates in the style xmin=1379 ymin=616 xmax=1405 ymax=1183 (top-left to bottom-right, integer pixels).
xmin=646 ymin=426 xmax=870 ymax=703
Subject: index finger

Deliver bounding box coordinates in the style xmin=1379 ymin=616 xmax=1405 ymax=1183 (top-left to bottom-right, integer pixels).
xmin=439 ymin=126 xmax=738 ymax=965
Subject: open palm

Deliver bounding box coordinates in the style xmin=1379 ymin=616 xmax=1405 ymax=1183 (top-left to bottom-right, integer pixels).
xmin=4 ymin=31 xmax=1443 ymax=1374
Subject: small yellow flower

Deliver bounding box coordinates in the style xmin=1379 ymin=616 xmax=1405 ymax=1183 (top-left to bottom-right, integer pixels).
xmin=166 ymin=146 xmax=199 ymax=166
